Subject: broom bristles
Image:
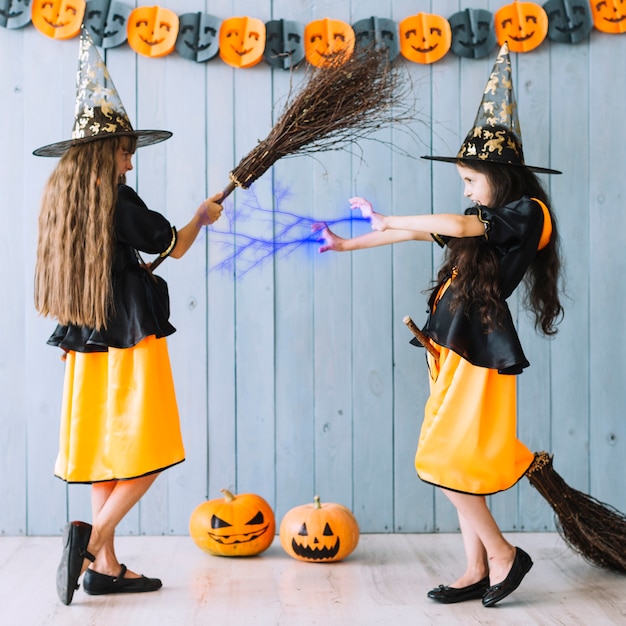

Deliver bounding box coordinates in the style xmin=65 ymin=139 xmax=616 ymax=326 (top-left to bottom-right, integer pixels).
xmin=526 ymin=451 xmax=626 ymax=573
xmin=229 ymin=47 xmax=415 ymax=189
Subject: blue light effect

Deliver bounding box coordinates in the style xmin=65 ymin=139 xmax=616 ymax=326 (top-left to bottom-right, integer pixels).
xmin=207 ymin=181 xmax=369 ymax=277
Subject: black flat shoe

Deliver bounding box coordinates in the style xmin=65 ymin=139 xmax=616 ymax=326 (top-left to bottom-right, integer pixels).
xmin=83 ymin=564 xmax=162 ymax=595
xmin=56 ymin=521 xmax=95 ymax=605
xmin=482 ymin=547 xmax=533 ymax=607
xmin=427 ymin=576 xmax=490 ymax=604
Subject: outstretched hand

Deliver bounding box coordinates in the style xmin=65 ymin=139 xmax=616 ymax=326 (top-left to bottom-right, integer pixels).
xmin=349 ymin=196 xmax=387 ymax=231
xmin=312 ymin=222 xmax=344 ymax=253
xmin=197 ymin=192 xmax=224 ymax=226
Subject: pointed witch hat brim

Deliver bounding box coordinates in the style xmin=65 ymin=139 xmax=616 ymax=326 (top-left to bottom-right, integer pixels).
xmin=33 ymin=27 xmax=172 ymax=157
xmin=422 ymin=42 xmax=561 ymax=175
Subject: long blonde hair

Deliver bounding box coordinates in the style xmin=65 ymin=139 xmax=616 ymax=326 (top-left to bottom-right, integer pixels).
xmin=34 ymin=135 xmax=136 ymax=330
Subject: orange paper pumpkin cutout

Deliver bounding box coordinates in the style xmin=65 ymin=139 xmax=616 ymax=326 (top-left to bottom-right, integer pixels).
xmin=590 ymin=0 xmax=626 ymax=34
xmin=127 ymin=6 xmax=179 ymax=58
xmin=494 ymin=1 xmax=549 ymax=52
xmin=219 ymin=16 xmax=266 ymax=68
xmin=31 ymin=0 xmax=86 ymax=40
xmin=399 ymin=12 xmax=451 ymax=64
xmin=304 ymin=18 xmax=355 ymax=68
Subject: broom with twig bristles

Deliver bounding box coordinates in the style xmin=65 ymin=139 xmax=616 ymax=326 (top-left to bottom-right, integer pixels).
xmin=149 ymin=47 xmax=416 ymax=270
xmin=403 ymin=315 xmax=626 ymax=574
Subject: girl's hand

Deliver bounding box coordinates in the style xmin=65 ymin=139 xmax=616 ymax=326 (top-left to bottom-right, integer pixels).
xmin=312 ymin=222 xmax=344 ymax=253
xmin=197 ymin=192 xmax=224 ymax=226
xmin=349 ymin=196 xmax=387 ymax=231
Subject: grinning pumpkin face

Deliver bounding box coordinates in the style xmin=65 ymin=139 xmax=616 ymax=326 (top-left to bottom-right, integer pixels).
xmin=494 ymin=1 xmax=549 ymax=52
xmin=544 ymin=0 xmax=593 ymax=43
xmin=83 ymin=0 xmax=130 ymax=49
xmin=264 ymin=19 xmax=305 ymax=70
xmin=352 ymin=16 xmax=399 ymax=62
xmin=399 ymin=12 xmax=452 ymax=64
xmin=590 ymin=0 xmax=626 ymax=34
xmin=31 ymin=0 xmax=85 ymax=39
xmin=176 ymin=12 xmax=221 ymax=62
xmin=449 ymin=8 xmax=496 ymax=59
xmin=219 ymin=16 xmax=266 ymax=68
xmin=0 ymin=0 xmax=32 ymax=29
xmin=304 ymin=18 xmax=355 ymax=68
xmin=189 ymin=489 xmax=276 ymax=557
xmin=127 ymin=5 xmax=179 ymax=58
xmin=279 ymin=496 xmax=360 ymax=563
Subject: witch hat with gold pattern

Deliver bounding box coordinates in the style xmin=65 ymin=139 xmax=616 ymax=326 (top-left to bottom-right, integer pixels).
xmin=423 ymin=42 xmax=560 ymax=175
xmin=33 ymin=27 xmax=171 ymax=157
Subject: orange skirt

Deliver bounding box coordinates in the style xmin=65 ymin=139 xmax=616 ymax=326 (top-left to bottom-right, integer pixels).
xmin=55 ymin=335 xmax=185 ymax=483
xmin=415 ymin=345 xmax=533 ymax=495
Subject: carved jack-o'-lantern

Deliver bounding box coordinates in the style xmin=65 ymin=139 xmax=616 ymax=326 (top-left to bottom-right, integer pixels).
xmin=219 ymin=16 xmax=266 ymax=68
xmin=544 ymin=0 xmax=593 ymax=43
xmin=449 ymin=8 xmax=496 ymax=59
xmin=279 ymin=496 xmax=360 ymax=563
xmin=31 ymin=0 xmax=85 ymax=39
xmin=399 ymin=12 xmax=451 ymax=64
xmin=189 ymin=489 xmax=276 ymax=557
xmin=127 ymin=5 xmax=179 ymax=58
xmin=352 ymin=16 xmax=399 ymax=62
xmin=264 ymin=19 xmax=305 ymax=70
xmin=83 ymin=0 xmax=131 ymax=49
xmin=589 ymin=0 xmax=626 ymax=34
xmin=494 ymin=1 xmax=549 ymax=52
xmin=304 ymin=18 xmax=355 ymax=68
xmin=0 ymin=0 xmax=33 ymax=29
xmin=176 ymin=12 xmax=221 ymax=63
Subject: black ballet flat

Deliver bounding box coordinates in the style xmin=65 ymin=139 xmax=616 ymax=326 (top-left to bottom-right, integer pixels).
xmin=83 ymin=564 xmax=162 ymax=595
xmin=482 ymin=547 xmax=533 ymax=607
xmin=427 ymin=576 xmax=490 ymax=603
xmin=56 ymin=521 xmax=95 ymax=605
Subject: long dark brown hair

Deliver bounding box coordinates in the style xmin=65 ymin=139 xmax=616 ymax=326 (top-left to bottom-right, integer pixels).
xmin=34 ymin=135 xmax=137 ymax=330
xmin=436 ymin=160 xmax=563 ymax=335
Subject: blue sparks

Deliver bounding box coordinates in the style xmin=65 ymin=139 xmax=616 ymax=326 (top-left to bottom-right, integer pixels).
xmin=206 ymin=181 xmax=369 ymax=277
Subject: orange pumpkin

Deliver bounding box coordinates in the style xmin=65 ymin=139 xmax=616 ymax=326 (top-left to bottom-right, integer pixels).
xmin=494 ymin=1 xmax=549 ymax=52
xmin=189 ymin=489 xmax=276 ymax=557
xmin=590 ymin=0 xmax=626 ymax=34
xmin=304 ymin=18 xmax=355 ymax=68
xmin=399 ymin=12 xmax=451 ymax=64
xmin=31 ymin=0 xmax=85 ymax=40
xmin=127 ymin=5 xmax=179 ymax=58
xmin=219 ymin=16 xmax=266 ymax=68
xmin=279 ymin=495 xmax=360 ymax=563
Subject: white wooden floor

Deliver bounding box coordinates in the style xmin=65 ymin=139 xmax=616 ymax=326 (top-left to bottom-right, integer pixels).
xmin=1 ymin=532 xmax=624 ymax=625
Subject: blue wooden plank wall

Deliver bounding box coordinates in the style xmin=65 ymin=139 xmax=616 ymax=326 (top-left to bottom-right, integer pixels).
xmin=1 ymin=0 xmax=624 ymax=537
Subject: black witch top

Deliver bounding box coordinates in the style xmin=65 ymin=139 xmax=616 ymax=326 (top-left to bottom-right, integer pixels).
xmin=420 ymin=196 xmax=548 ymax=375
xmin=48 ymin=184 xmax=178 ymax=352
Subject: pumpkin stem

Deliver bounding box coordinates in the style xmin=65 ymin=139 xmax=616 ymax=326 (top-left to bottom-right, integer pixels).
xmin=221 ymin=488 xmax=235 ymax=502
xmin=314 ymin=495 xmax=322 ymax=509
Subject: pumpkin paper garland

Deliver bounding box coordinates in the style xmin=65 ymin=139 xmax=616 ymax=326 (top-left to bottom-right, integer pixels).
xmin=189 ymin=488 xmax=276 ymax=557
xmin=494 ymin=0 xmax=549 ymax=52
xmin=279 ymin=495 xmax=360 ymax=563
xmin=31 ymin=0 xmax=86 ymax=40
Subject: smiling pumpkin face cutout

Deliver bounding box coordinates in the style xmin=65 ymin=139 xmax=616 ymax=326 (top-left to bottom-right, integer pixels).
xmin=0 ymin=0 xmax=33 ymax=29
xmin=352 ymin=16 xmax=399 ymax=62
xmin=494 ymin=1 xmax=549 ymax=52
xmin=83 ymin=0 xmax=131 ymax=49
xmin=264 ymin=19 xmax=305 ymax=70
xmin=127 ymin=5 xmax=179 ymax=58
xmin=449 ymin=8 xmax=496 ymax=59
xmin=304 ymin=18 xmax=355 ymax=68
xmin=544 ymin=0 xmax=593 ymax=43
xmin=31 ymin=0 xmax=85 ymax=39
xmin=590 ymin=0 xmax=626 ymax=34
xmin=176 ymin=12 xmax=221 ymax=63
xmin=399 ymin=12 xmax=451 ymax=64
xmin=219 ymin=16 xmax=266 ymax=68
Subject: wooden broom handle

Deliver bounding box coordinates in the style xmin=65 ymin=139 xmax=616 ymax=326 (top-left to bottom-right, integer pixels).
xmin=148 ymin=180 xmax=237 ymax=272
xmin=403 ymin=315 xmax=439 ymax=359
